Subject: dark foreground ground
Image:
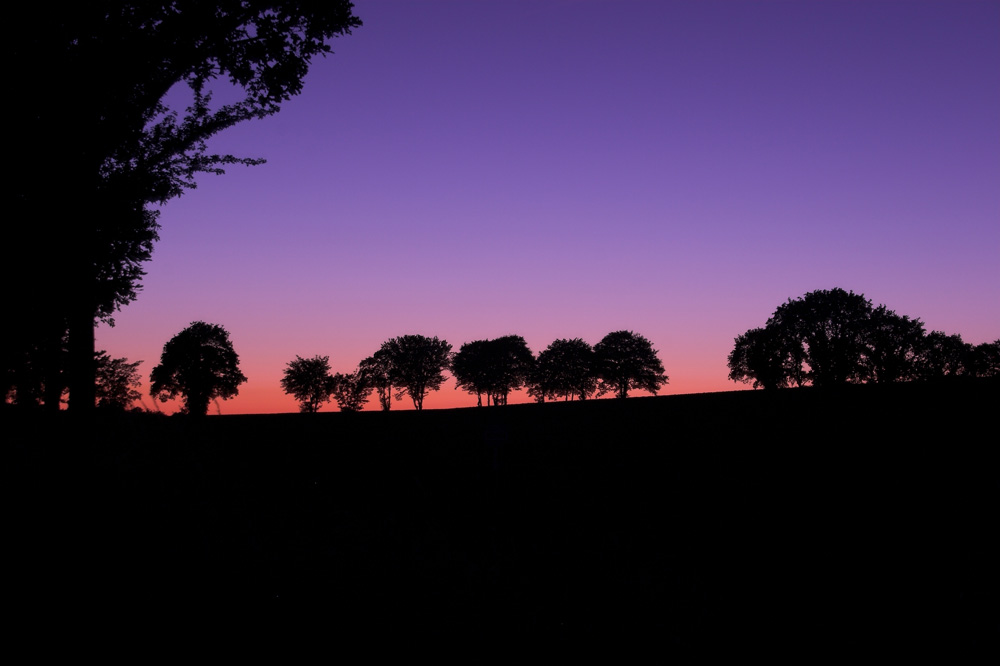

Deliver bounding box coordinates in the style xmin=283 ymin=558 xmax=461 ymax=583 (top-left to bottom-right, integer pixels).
xmin=6 ymin=380 xmax=998 ymax=649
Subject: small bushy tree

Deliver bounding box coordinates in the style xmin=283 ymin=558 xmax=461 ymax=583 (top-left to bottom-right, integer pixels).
xmin=281 ymin=355 xmax=336 ymax=413
xmin=95 ymin=351 xmax=143 ymax=410
xmin=358 ymin=348 xmax=394 ymax=411
xmin=331 ymin=371 xmax=370 ymax=412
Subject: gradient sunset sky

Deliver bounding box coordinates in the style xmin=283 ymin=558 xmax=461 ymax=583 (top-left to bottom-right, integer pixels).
xmin=97 ymin=0 xmax=1000 ymax=414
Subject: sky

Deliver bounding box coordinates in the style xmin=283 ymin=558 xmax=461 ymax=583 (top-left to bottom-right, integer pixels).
xmin=97 ymin=0 xmax=1000 ymax=414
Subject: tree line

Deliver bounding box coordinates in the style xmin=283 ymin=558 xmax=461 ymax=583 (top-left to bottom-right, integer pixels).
xmin=728 ymin=288 xmax=1000 ymax=389
xmin=7 ymin=287 xmax=996 ymax=414
xmin=281 ymin=331 xmax=669 ymax=414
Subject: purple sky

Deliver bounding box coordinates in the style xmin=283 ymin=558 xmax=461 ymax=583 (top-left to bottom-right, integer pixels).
xmin=98 ymin=0 xmax=1000 ymax=414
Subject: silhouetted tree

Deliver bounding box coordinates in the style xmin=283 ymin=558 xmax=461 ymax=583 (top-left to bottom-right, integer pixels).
xmin=863 ymin=306 xmax=925 ymax=383
xmin=453 ymin=336 xmax=534 ymax=406
xmin=768 ymin=288 xmax=874 ymax=387
xmin=150 ymin=322 xmax=247 ymax=416
xmin=529 ymin=338 xmax=598 ymax=402
xmin=487 ymin=336 xmax=535 ymax=405
xmin=451 ymin=340 xmax=493 ymax=406
xmin=95 ymin=352 xmax=143 ymax=410
xmin=727 ymin=326 xmax=804 ymax=390
xmin=969 ymin=340 xmax=1000 ymax=378
xmin=2 ymin=326 xmax=69 ymax=409
xmin=381 ymin=335 xmax=452 ymax=411
xmin=280 ymin=355 xmax=336 ymax=413
xmin=331 ymin=371 xmax=370 ymax=412
xmin=8 ymin=3 xmax=361 ymax=411
xmin=725 ymin=288 xmax=995 ymax=388
xmin=914 ymin=331 xmax=971 ymax=380
xmin=594 ymin=331 xmax=668 ymax=399
xmin=358 ymin=348 xmax=394 ymax=411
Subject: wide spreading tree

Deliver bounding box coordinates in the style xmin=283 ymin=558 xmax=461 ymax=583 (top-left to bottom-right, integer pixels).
xmin=7 ymin=2 xmax=361 ymax=411
xmin=594 ymin=331 xmax=669 ymax=399
xmin=727 ymin=288 xmax=997 ymax=389
xmin=150 ymin=322 xmax=247 ymax=416
xmin=452 ymin=336 xmax=534 ymax=406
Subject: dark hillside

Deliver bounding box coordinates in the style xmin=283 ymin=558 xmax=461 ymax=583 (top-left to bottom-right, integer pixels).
xmin=6 ymin=379 xmax=997 ymax=648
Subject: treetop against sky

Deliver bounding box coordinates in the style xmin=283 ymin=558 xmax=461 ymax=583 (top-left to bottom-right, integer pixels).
xmin=88 ymin=0 xmax=997 ymax=414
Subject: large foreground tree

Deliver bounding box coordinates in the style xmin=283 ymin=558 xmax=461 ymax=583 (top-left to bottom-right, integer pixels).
xmin=7 ymin=2 xmax=361 ymax=411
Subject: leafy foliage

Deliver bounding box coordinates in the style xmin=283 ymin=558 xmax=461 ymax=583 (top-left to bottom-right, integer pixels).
xmin=969 ymin=340 xmax=1000 ymax=378
xmin=331 ymin=372 xmax=371 ymax=412
xmin=863 ymin=306 xmax=925 ymax=383
xmin=379 ymin=335 xmax=452 ymax=411
xmin=95 ymin=351 xmax=143 ymax=410
xmin=914 ymin=331 xmax=970 ymax=379
xmin=768 ymin=288 xmax=874 ymax=386
xmin=150 ymin=322 xmax=247 ymax=416
xmin=529 ymin=338 xmax=598 ymax=402
xmin=594 ymin=331 xmax=668 ymax=399
xmin=358 ymin=348 xmax=394 ymax=411
xmin=727 ymin=288 xmax=999 ymax=389
xmin=280 ymin=355 xmax=336 ymax=413
xmin=728 ymin=326 xmax=805 ymax=390
xmin=451 ymin=340 xmax=492 ymax=407
xmin=452 ymin=336 xmax=534 ymax=406
xmin=2 ymin=326 xmax=69 ymax=409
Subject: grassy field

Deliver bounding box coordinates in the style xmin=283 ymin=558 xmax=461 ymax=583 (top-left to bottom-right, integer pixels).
xmin=6 ymin=379 xmax=997 ymax=648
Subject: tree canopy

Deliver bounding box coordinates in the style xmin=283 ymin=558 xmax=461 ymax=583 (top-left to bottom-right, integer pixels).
xmin=727 ymin=288 xmax=998 ymax=389
xmin=150 ymin=321 xmax=247 ymax=416
xmin=380 ymin=335 xmax=452 ymax=411
xmin=529 ymin=338 xmax=598 ymax=402
xmin=7 ymin=2 xmax=361 ymax=411
xmin=331 ymin=372 xmax=370 ymax=412
xmin=358 ymin=348 xmax=395 ymax=411
xmin=452 ymin=336 xmax=534 ymax=406
xmin=451 ymin=340 xmax=493 ymax=407
xmin=95 ymin=352 xmax=143 ymax=411
xmin=280 ymin=355 xmax=336 ymax=413
xmin=594 ymin=331 xmax=669 ymax=399
xmin=768 ymin=288 xmax=874 ymax=386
